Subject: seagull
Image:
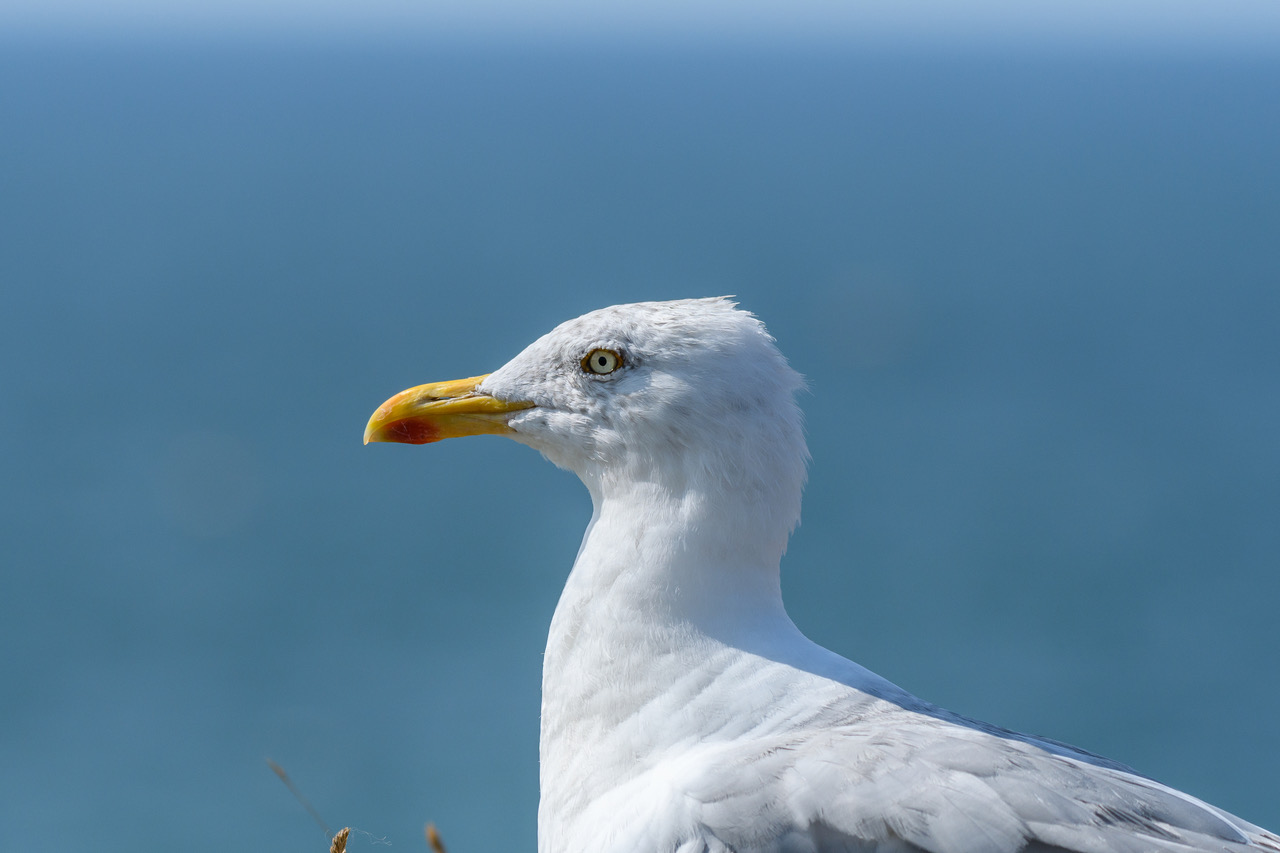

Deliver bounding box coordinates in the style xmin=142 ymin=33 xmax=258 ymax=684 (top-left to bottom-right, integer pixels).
xmin=365 ymin=298 xmax=1277 ymax=853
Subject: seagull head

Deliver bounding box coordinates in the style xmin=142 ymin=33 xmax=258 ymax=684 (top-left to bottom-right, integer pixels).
xmin=365 ymin=298 xmax=807 ymax=533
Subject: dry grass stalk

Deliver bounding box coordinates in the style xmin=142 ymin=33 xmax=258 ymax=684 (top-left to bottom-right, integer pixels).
xmin=267 ymin=757 xmax=334 ymax=839
xmin=330 ymin=827 xmax=350 ymax=853
xmin=425 ymin=822 xmax=448 ymax=853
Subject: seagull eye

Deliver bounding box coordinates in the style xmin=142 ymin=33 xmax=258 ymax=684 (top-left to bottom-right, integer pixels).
xmin=582 ymin=348 xmax=623 ymax=376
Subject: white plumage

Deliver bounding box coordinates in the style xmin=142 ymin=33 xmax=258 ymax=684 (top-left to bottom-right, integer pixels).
xmin=367 ymin=298 xmax=1277 ymax=853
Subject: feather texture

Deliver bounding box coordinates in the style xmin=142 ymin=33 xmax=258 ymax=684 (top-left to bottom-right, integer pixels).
xmin=459 ymin=299 xmax=1278 ymax=853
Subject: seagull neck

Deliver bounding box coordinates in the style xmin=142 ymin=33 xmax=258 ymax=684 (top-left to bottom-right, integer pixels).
xmin=538 ymin=451 xmax=812 ymax=830
xmin=556 ymin=469 xmax=797 ymax=645
xmin=539 ymin=469 xmax=810 ymax=805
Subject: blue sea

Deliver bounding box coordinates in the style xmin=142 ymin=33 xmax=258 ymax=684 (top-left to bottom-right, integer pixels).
xmin=1 ymin=35 xmax=1277 ymax=851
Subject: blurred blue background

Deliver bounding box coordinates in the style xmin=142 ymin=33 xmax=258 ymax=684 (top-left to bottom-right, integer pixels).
xmin=2 ymin=3 xmax=1278 ymax=850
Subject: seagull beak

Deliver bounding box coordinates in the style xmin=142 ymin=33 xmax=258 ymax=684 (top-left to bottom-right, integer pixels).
xmin=363 ymin=374 xmax=535 ymax=445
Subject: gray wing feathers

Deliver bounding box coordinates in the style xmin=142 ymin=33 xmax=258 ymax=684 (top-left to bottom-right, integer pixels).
xmin=788 ymin=721 xmax=1278 ymax=853
xmin=666 ymin=703 xmax=1278 ymax=853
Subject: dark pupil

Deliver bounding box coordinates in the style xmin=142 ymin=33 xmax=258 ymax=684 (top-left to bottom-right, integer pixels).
xmin=597 ymin=356 xmax=607 ymax=366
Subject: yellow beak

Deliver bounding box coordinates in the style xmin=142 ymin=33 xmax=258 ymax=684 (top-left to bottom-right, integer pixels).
xmin=363 ymin=374 xmax=534 ymax=445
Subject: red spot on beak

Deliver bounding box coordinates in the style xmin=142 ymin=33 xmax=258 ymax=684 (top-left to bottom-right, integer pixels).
xmin=382 ymin=418 xmax=440 ymax=444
